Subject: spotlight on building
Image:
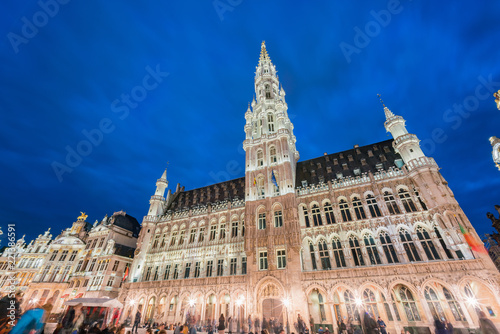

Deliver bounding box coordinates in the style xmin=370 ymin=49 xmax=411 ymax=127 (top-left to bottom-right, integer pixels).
xmin=282 ymin=297 xmax=291 ymax=308
xmin=465 ymin=296 xmax=479 ymax=308
xmin=354 ymin=297 xmax=363 ymax=307
xmin=189 ymin=298 xmax=196 ymax=307
xmin=236 ymin=296 xmax=245 ymax=307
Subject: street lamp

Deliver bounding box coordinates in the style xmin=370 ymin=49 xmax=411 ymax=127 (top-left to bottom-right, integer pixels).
xmin=282 ymin=297 xmax=291 ymax=334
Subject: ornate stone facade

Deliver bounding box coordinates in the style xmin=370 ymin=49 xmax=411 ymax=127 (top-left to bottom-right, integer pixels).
xmin=119 ymin=43 xmax=500 ymax=333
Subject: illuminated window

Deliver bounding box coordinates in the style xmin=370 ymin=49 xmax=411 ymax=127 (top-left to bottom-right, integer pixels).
xmin=349 ymin=236 xmax=365 ymax=266
xmin=380 ymin=232 xmax=399 ymax=263
xmin=399 ymin=230 xmax=421 ymax=262
xmin=417 ymin=227 xmax=440 ymax=260
xmin=318 ymin=241 xmax=331 ymax=270
xmin=364 ymin=234 xmax=381 ymax=265
xmin=332 ymin=238 xmax=346 ymax=268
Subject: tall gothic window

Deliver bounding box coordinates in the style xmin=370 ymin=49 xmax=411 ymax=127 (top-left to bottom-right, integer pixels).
xmin=312 ymin=205 xmax=323 ymax=226
xmin=364 ymin=234 xmax=381 ymax=265
xmin=257 ymin=150 xmax=264 ymax=167
xmin=384 ymin=191 xmax=401 ymax=215
xmin=189 ymin=229 xmax=196 ymax=243
xmin=198 ymin=227 xmax=205 ymax=243
xmin=366 ymin=194 xmax=382 ymax=217
xmin=332 ymin=238 xmax=346 ymax=268
xmin=231 ymin=221 xmax=238 ymax=238
xmin=399 ymin=229 xmax=421 ymax=262
xmin=339 ymin=199 xmax=352 ymax=222
xmin=178 ymin=229 xmax=185 ymax=245
xmin=318 ymin=241 xmax=331 ymax=270
xmin=353 ymin=197 xmax=366 ymax=220
xmin=399 ymin=286 xmax=421 ymax=321
xmin=209 ymin=225 xmax=217 ymax=241
xmin=257 ymin=177 xmax=265 ymax=199
xmin=309 ymin=243 xmax=317 ymax=270
xmin=424 ymin=286 xmax=445 ymax=321
xmin=443 ymin=287 xmax=466 ymax=321
xmin=349 ymin=236 xmax=365 ymax=266
xmin=303 ymin=207 xmax=310 ymax=228
xmin=363 ymin=289 xmax=379 ymax=317
xmin=160 ymin=233 xmax=167 ymax=248
xmin=258 ymin=212 xmax=266 ymax=230
xmin=414 ymin=187 xmax=428 ymax=210
xmin=259 ymin=251 xmax=268 ymax=270
xmin=398 ymin=188 xmax=417 ymax=212
xmin=344 ymin=290 xmax=360 ymax=321
xmin=274 ymin=210 xmax=283 ymax=228
xmin=219 ymin=223 xmax=226 ymax=240
xmin=268 ymin=114 xmax=275 ymax=132
xmin=324 ymin=202 xmax=336 ymax=224
xmin=380 ymin=232 xmax=399 ymax=263
xmin=270 ymin=146 xmax=277 ymax=163
xmin=265 ymin=84 xmax=271 ymax=99
xmin=434 ymin=227 xmax=453 ymax=259
xmin=417 ymin=227 xmax=440 ymax=260
xmin=170 ymin=231 xmax=177 ymax=246
xmin=277 ymin=249 xmax=286 ymax=269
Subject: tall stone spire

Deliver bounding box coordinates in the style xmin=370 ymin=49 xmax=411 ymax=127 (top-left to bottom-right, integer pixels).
xmin=244 ymin=42 xmax=299 ymax=201
xmin=148 ymin=167 xmax=168 ymax=216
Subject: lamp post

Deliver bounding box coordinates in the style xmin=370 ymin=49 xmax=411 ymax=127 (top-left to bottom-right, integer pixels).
xmin=282 ymin=297 xmax=291 ymax=334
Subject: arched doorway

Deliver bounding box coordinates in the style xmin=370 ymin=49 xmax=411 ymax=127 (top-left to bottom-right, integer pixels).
xmin=146 ymin=297 xmax=156 ymax=323
xmin=205 ymin=294 xmax=216 ymax=326
xmin=258 ymin=281 xmax=286 ymax=332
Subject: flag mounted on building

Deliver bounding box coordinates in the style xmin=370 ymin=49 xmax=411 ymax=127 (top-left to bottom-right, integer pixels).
xmin=459 ymin=223 xmax=488 ymax=254
xmin=271 ymin=170 xmax=279 ymax=190
xmin=123 ymin=266 xmax=129 ymax=281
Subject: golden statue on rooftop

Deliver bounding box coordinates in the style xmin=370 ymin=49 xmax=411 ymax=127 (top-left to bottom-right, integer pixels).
xmin=77 ymin=212 xmax=88 ymax=221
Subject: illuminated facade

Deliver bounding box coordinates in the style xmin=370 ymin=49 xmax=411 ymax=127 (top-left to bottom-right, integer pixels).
xmin=119 ymin=43 xmax=500 ymax=333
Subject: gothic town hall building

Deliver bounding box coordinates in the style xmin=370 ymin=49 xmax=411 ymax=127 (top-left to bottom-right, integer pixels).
xmin=119 ymin=43 xmax=500 ymax=333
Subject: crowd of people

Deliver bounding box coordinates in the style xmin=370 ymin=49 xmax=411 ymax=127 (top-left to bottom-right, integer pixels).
xmin=1 ymin=295 xmax=499 ymax=334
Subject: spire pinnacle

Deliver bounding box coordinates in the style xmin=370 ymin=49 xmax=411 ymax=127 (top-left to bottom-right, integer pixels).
xmin=378 ymin=94 xmax=395 ymax=119
xmin=260 ymin=41 xmax=270 ymax=62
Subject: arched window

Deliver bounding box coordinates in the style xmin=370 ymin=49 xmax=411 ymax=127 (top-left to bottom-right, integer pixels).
xmin=352 ymin=197 xmax=366 ymax=220
xmin=318 ymin=241 xmax=331 ymax=270
xmin=75 ymin=280 xmax=81 ymax=288
xmin=399 ymin=229 xmax=421 ymax=262
xmin=380 ymin=232 xmax=399 ymax=264
xmin=219 ymin=223 xmax=226 ymax=239
xmin=332 ymin=238 xmax=346 ymax=268
xmin=416 ymin=227 xmax=440 ymax=260
xmin=309 ymin=243 xmax=317 ymax=270
xmin=434 ymin=227 xmax=453 ymax=259
xmin=231 ymin=221 xmax=238 ymax=238
xmin=363 ymin=289 xmax=379 ymax=317
xmin=270 ymin=146 xmax=277 ymax=163
xmin=258 ymin=209 xmax=266 ymax=230
xmin=413 ymin=187 xmax=428 ymax=211
xmin=170 ymin=231 xmax=178 ymax=246
xmin=398 ymin=286 xmax=421 ymax=321
xmin=424 ymin=286 xmax=446 ymax=321
xmin=268 ymin=114 xmax=275 ymax=132
xmin=349 ymin=236 xmax=365 ymax=266
xmin=384 ymin=191 xmax=400 ymax=215
xmin=443 ymin=287 xmax=466 ymax=321
xmin=152 ymin=234 xmax=160 ymax=249
xmin=366 ymin=194 xmax=382 ymax=217
xmin=303 ymin=207 xmax=310 ymax=228
xmin=312 ymin=205 xmax=323 ymax=226
xmin=178 ymin=229 xmax=185 ymax=245
xmin=160 ymin=233 xmax=167 ymax=249
xmin=344 ymin=290 xmax=360 ymax=321
xmin=380 ymin=293 xmax=395 ymax=321
xmin=257 ymin=150 xmax=264 ymax=167
xmin=189 ymin=228 xmax=197 ymax=243
xmin=398 ymin=188 xmax=417 ymax=212
xmin=364 ymin=234 xmax=381 ymax=265
xmin=339 ymin=199 xmax=352 ymax=222
xmin=324 ymin=202 xmax=336 ymax=225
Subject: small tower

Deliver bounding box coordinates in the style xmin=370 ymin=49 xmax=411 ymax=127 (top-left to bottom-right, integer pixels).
xmin=381 ymin=96 xmax=426 ymax=163
xmin=148 ymin=168 xmax=168 ymax=216
xmin=490 ymin=136 xmax=500 ymax=171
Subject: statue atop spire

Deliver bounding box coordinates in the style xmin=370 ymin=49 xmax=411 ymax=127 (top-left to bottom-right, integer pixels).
xmin=378 ymin=94 xmax=395 ymax=119
xmin=260 ymin=41 xmax=270 ymax=62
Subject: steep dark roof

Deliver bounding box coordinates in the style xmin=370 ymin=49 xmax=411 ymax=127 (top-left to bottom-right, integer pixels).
xmin=166 ymin=139 xmax=401 ymax=210
xmin=111 ymin=213 xmax=141 ymax=237
xmin=167 ymin=177 xmax=245 ymax=211
xmin=113 ymin=244 xmax=135 ymax=258
xmin=296 ymin=139 xmax=402 ymax=186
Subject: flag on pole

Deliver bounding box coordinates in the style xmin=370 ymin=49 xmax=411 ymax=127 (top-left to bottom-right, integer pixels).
xmin=271 ymin=170 xmax=279 ymax=190
xmin=123 ymin=266 xmax=129 ymax=281
xmin=253 ymin=177 xmax=257 ymax=186
xmin=459 ymin=223 xmax=488 ymax=254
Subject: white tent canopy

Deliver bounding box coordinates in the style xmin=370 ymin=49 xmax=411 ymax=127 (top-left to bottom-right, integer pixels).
xmin=64 ymin=298 xmax=123 ymax=308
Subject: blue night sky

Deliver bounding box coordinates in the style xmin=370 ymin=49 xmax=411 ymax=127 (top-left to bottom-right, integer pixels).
xmin=1 ymin=1 xmax=499 ymax=245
